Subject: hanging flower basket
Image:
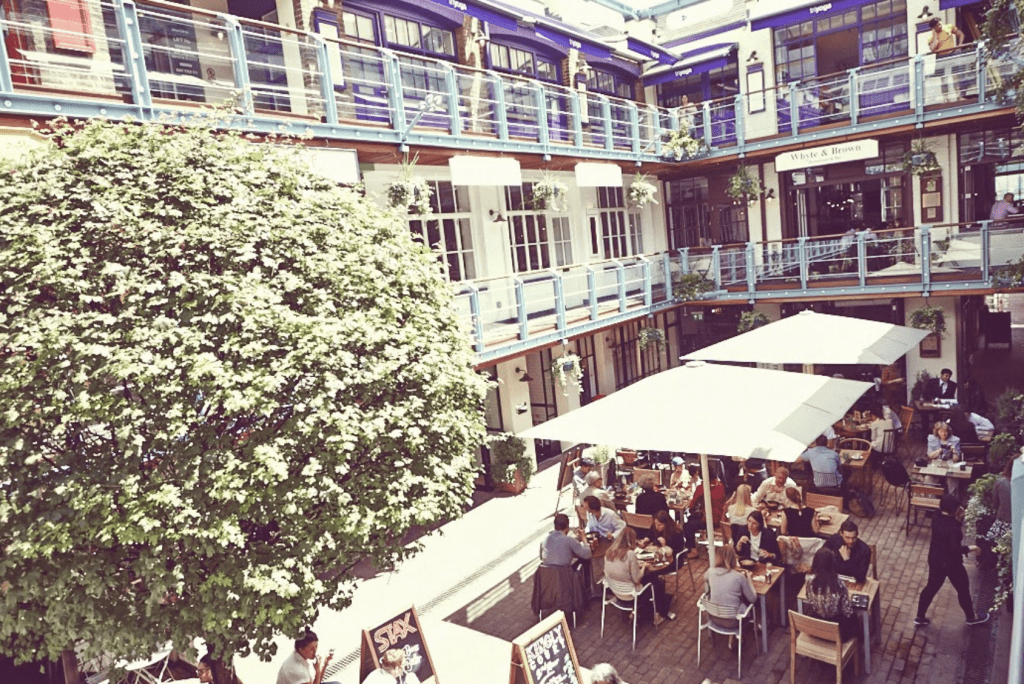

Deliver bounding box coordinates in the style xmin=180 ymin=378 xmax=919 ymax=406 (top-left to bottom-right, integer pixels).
xmin=660 ymin=129 xmax=704 ymax=160
xmin=902 ymin=141 xmax=940 ymax=176
xmin=532 ymin=173 xmax=568 ymax=212
xmin=737 ymin=311 xmax=771 ymax=333
xmin=909 ymin=304 xmax=947 ymax=338
xmin=386 ymin=153 xmax=433 ymax=215
xmin=551 ymin=352 xmax=584 ymax=396
xmin=726 ymin=164 xmax=762 ymax=204
xmin=638 ymin=326 xmax=665 ymax=350
xmin=628 ymin=173 xmax=658 ymax=208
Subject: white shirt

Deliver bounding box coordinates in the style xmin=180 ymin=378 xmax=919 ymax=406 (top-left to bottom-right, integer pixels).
xmin=752 ymin=477 xmax=797 ymax=506
xmin=969 ymin=412 xmax=994 ymax=437
xmin=749 ymin=531 xmax=762 ymax=557
xmin=362 ymin=669 xmax=421 ymax=684
xmin=277 ymin=651 xmax=314 ymax=684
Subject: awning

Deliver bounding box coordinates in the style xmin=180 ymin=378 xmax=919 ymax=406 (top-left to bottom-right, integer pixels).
xmin=449 ymin=156 xmax=522 ymax=186
xmin=535 ymin=25 xmax=612 ymax=59
xmin=575 ymin=162 xmax=622 ymax=187
xmin=643 ymin=43 xmax=735 ymax=87
xmin=750 ymin=0 xmax=871 ymax=32
xmin=626 ymin=36 xmax=677 ymax=65
xmin=938 ymin=0 xmax=978 ymax=8
xmin=422 ymin=0 xmax=519 ymax=32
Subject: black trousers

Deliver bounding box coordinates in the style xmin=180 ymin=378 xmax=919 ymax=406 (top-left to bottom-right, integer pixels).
xmin=917 ymin=560 xmax=976 ymax=620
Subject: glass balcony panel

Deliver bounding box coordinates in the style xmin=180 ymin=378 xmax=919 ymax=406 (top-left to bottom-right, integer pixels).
xmin=923 ymin=49 xmax=977 ymax=105
xmin=240 ymin=23 xmax=325 ymax=119
xmin=331 ymin=40 xmax=391 ymax=125
xmin=394 ymin=55 xmax=452 ymax=131
xmin=455 ymin=69 xmax=501 ymax=137
xmin=621 ymin=259 xmax=646 ymax=307
xmin=707 ymin=96 xmax=737 ymax=146
xmin=520 ymin=275 xmax=557 ymax=335
xmin=857 ymin=61 xmax=911 ymax=119
xmin=545 ymin=87 xmax=576 ymax=145
xmin=3 ymin=0 xmax=128 ymax=100
xmin=503 ymin=76 xmax=540 ymax=142
xmin=863 ymin=226 xmax=921 ymax=279
xmin=607 ymin=99 xmax=634 ymax=151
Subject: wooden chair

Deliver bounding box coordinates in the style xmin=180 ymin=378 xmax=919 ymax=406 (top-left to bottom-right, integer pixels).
xmin=961 ymin=444 xmax=987 ymax=465
xmin=789 ymin=610 xmax=860 ymax=684
xmin=868 ymin=543 xmax=878 ymax=580
xmin=600 ymin=576 xmax=657 ymax=650
xmin=805 ymin=492 xmax=844 ymax=512
xmin=698 ymin=594 xmax=759 ymax=678
xmin=622 ymin=511 xmax=654 ymax=531
xmin=898 ymin=405 xmax=916 ymax=454
xmin=575 ymin=505 xmax=588 ymax=528
xmin=838 ymin=438 xmax=873 ymax=493
xmin=906 ymin=483 xmax=944 ymax=535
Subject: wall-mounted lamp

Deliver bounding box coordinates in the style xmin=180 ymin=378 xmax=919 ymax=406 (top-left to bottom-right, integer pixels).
xmin=747 ymin=50 xmax=759 ymax=62
xmin=764 ymin=188 xmax=776 ymax=201
xmin=489 ymin=209 xmax=506 ymax=222
xmin=515 ymin=366 xmax=534 ymax=382
xmin=211 ymin=27 xmax=227 ymax=41
xmin=917 ymin=5 xmax=932 ymax=18
xmin=515 ymin=401 xmax=529 ymax=415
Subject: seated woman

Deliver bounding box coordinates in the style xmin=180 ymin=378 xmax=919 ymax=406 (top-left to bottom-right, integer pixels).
xmin=733 ymin=510 xmax=781 ymax=564
xmin=669 ymin=457 xmax=690 ymax=490
xmin=604 ymin=527 xmax=675 ymax=625
xmin=703 ymin=544 xmax=756 ymax=629
xmin=865 ymin=404 xmax=894 ymax=452
xmin=643 ymin=510 xmax=687 ymax=576
xmin=926 ymin=421 xmax=963 ymax=495
xmin=803 ymin=548 xmax=860 ymax=640
xmin=684 ymin=468 xmax=726 ymax=554
xmin=778 ymin=487 xmax=824 ymax=570
xmin=724 ymin=484 xmax=757 ymax=545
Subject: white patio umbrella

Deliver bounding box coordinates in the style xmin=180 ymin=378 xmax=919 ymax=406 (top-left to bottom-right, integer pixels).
xmin=682 ymin=310 xmax=929 ymax=366
xmin=520 ymin=361 xmax=871 ymax=566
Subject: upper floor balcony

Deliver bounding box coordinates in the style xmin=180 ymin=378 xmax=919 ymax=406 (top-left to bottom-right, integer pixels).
xmin=460 ymin=220 xmax=1024 ymax=362
xmin=0 ymin=1 xmax=1018 ymax=165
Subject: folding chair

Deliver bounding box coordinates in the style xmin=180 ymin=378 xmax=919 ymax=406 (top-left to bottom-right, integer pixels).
xmin=600 ymin=576 xmax=658 ymax=650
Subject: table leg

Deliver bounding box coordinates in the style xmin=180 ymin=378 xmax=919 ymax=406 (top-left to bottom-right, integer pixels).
xmin=759 ymin=595 xmax=768 ymax=653
xmin=861 ymin=610 xmax=872 ymax=673
xmin=779 ymin=573 xmax=787 ymax=627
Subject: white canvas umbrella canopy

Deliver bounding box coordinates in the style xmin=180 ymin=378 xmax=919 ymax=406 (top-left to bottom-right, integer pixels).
xmin=520 ymin=361 xmax=871 ymax=565
xmin=681 ymin=310 xmax=929 ymax=366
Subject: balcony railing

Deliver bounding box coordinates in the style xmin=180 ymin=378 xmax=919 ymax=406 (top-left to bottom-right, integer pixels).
xmin=458 ymin=220 xmax=1024 ymax=360
xmin=0 ymin=2 xmax=1018 ymax=163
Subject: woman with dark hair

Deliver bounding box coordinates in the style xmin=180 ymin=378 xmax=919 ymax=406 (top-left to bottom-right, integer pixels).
xmin=644 ymin=510 xmax=687 ymax=576
xmin=734 ymin=510 xmax=781 ymax=563
xmin=804 ymin=548 xmax=860 ymax=640
xmin=915 ymin=494 xmax=989 ymax=626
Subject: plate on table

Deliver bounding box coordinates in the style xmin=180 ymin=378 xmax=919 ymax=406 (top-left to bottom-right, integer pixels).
xmin=636 ymin=550 xmax=656 ymax=561
xmin=739 ymin=558 xmax=757 ymax=569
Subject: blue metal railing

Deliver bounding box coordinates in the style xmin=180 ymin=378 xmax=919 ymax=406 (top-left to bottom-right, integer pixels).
xmin=0 ymin=1 xmax=1017 ymax=163
xmin=457 ymin=221 xmax=1024 ymax=360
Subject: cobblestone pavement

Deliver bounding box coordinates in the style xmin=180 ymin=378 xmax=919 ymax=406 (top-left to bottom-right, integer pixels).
xmin=445 ymin=444 xmax=995 ymax=684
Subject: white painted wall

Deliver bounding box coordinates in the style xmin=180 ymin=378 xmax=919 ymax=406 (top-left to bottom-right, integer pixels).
xmin=904 ymin=296 xmax=959 ymax=403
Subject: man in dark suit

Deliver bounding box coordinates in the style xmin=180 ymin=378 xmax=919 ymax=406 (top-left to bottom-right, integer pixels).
xmin=926 ymin=368 xmax=957 ymax=401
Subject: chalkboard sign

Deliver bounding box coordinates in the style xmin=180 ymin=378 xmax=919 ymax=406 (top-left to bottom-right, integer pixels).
xmin=557 ymin=445 xmax=584 ymax=492
xmin=509 ymin=612 xmax=582 ymax=684
xmin=360 ymin=606 xmax=436 ymax=683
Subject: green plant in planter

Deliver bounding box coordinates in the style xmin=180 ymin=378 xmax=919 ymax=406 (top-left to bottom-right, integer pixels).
xmin=987 ymin=432 xmax=1018 ymax=473
xmin=911 ymin=369 xmax=934 ymax=402
xmin=993 ymin=255 xmax=1024 ymax=289
xmin=673 ymin=272 xmax=714 ymax=302
xmin=590 ymin=445 xmax=612 ymax=465
xmin=737 ymin=311 xmax=771 ymax=333
xmin=386 ymin=153 xmax=434 ymax=215
xmin=994 ymin=387 xmax=1024 ymax=440
xmin=909 ymin=304 xmax=947 ymax=338
xmin=488 ymin=433 xmax=533 ymax=486
xmin=532 ymin=173 xmax=568 ymax=211
xmin=660 ymin=129 xmax=704 ymax=160
xmin=638 ymin=326 xmax=666 ymax=350
xmin=902 ymin=140 xmax=941 ymax=176
xmin=726 ymin=164 xmax=762 ymax=204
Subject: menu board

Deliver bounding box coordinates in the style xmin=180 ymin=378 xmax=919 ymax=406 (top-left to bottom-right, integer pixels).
xmin=360 ymin=606 xmax=436 ymax=683
xmin=509 ymin=612 xmax=582 ymax=684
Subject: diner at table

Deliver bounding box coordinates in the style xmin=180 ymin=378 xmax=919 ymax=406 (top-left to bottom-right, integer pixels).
xmin=573 ymin=456 xmax=595 ymax=493
xmin=684 ymin=468 xmax=726 ymax=555
xmin=751 ymin=466 xmax=797 ymax=508
xmin=669 ymin=457 xmax=691 ymax=490
xmin=948 ymin=407 xmax=994 ymax=443
xmin=864 ymin=404 xmax=893 ymax=452
xmin=604 ymin=527 xmax=676 ymax=625
xmin=641 ymin=511 xmax=688 ymax=578
xmin=776 ymin=487 xmax=826 ymax=569
xmin=925 ymin=421 xmax=964 ymax=495
xmin=724 ymin=484 xmax=757 ymax=544
xmin=635 ymin=475 xmax=669 ymax=516
xmin=802 ymin=548 xmax=860 ymax=640
xmin=585 ymin=496 xmax=626 ymax=540
xmin=703 ymin=544 xmax=757 ymax=630
xmin=579 ymin=471 xmax=616 ymax=509
xmin=734 ymin=510 xmax=781 ymax=564
xmin=799 ymin=435 xmax=844 ymax=490
xmin=823 ymin=520 xmax=871 ymax=583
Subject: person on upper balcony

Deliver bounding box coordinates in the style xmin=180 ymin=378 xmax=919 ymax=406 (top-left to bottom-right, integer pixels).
xmin=928 ymin=17 xmax=964 ymax=55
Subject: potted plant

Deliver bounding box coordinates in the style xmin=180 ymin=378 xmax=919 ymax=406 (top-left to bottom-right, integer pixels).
xmin=902 ymin=140 xmax=940 ymax=176
xmin=532 ymin=173 xmax=568 ymax=211
xmin=965 ymin=473 xmax=1015 ymax=610
xmin=628 ymin=173 xmax=658 ymax=208
xmin=726 ymin=164 xmax=762 ymax=205
xmin=386 ymin=153 xmax=433 ymax=215
xmin=911 ymin=369 xmax=933 ymax=402
xmin=660 ymin=129 xmax=704 ymax=160
xmin=987 ymin=432 xmax=1018 ymax=473
xmin=551 ymin=352 xmax=584 ymax=396
xmin=993 ymin=255 xmax=1024 ymax=289
xmin=638 ymin=326 xmax=665 ymax=350
xmin=909 ymin=304 xmax=947 ymax=338
xmin=672 ymin=272 xmax=713 ymax=302
xmin=737 ymin=311 xmax=771 ymax=333
xmin=488 ymin=432 xmax=533 ymax=493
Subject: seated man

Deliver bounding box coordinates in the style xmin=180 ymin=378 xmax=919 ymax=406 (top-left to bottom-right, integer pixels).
xmin=799 ymin=435 xmax=844 ymax=490
xmin=925 ymin=368 xmax=957 ymax=401
xmin=540 ymin=513 xmax=593 ymax=567
xmin=584 ymin=495 xmax=625 ymax=540
xmin=635 ymin=475 xmax=669 ymax=515
xmin=573 ymin=456 xmax=594 ymax=494
xmin=578 ymin=471 xmax=615 ymax=509
xmin=277 ymin=630 xmax=333 ymax=684
xmin=823 ymin=520 xmax=871 ymax=583
xmin=752 ymin=466 xmax=797 ymax=508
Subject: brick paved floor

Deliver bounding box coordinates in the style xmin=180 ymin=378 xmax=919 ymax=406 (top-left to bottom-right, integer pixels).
xmin=445 ymin=444 xmax=993 ymax=684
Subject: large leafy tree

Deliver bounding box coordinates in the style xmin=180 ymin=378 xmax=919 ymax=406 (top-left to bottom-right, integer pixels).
xmin=0 ymin=118 xmax=488 ymax=668
xmin=982 ymin=0 xmax=1024 ymax=116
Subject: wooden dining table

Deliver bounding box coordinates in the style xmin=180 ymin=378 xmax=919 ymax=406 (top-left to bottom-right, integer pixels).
xmin=912 ymin=461 xmax=973 ymax=480
xmin=747 ymin=561 xmax=786 ymax=652
xmin=840 ymin=447 xmax=873 ymax=493
xmin=797 ymin=576 xmax=882 ymax=674
xmin=765 ymin=508 xmax=849 ymax=538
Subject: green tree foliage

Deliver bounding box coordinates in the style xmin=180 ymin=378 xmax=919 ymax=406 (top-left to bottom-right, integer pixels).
xmin=981 ymin=0 xmax=1024 ymax=116
xmin=0 ymin=118 xmax=489 ymax=666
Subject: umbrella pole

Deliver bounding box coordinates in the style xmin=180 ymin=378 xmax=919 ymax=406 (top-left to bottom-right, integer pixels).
xmin=700 ymin=453 xmax=716 ymax=572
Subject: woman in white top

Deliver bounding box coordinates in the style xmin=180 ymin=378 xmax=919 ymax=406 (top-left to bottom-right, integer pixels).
xmin=866 ymin=404 xmax=894 ymax=452
xmin=724 ymin=484 xmax=756 ymax=544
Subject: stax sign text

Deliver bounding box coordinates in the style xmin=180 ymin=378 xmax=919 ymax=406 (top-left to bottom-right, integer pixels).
xmin=373 ymin=612 xmax=418 ymax=654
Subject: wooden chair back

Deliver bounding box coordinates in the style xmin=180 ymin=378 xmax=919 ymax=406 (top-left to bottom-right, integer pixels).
xmin=880 ymin=429 xmax=897 ymax=455
xmin=805 ymin=492 xmax=844 ymax=511
xmin=838 ymin=437 xmax=872 ymax=453
xmin=789 ymin=609 xmax=842 ymax=644
xmin=788 ymin=609 xmax=860 ymax=684
xmin=632 ymin=468 xmax=661 ymax=487
xmin=961 ymin=444 xmax=986 ymax=463
xmin=575 ymin=505 xmax=588 ymax=527
xmin=869 ymin=543 xmax=878 ymax=580
xmin=909 ymin=483 xmax=944 ymax=501
xmin=899 ymin=406 xmax=915 ymax=441
xmin=622 ymin=511 xmax=654 ymax=531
